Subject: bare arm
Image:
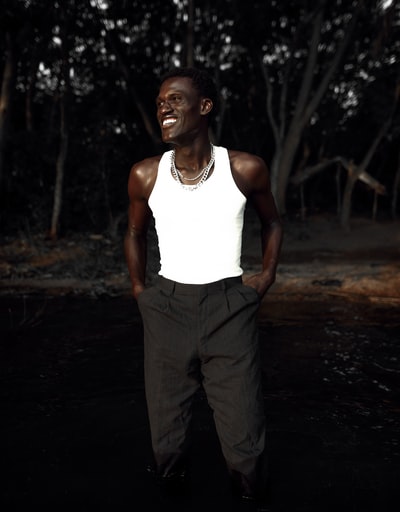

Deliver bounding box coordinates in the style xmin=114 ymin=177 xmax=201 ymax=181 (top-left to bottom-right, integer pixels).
xmin=249 ymin=178 xmax=283 ymax=297
xmin=231 ymin=151 xmax=283 ymax=298
xmin=124 ymin=158 xmax=158 ymax=300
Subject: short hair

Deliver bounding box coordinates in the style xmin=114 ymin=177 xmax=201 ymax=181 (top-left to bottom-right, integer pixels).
xmin=160 ymin=67 xmax=219 ymax=121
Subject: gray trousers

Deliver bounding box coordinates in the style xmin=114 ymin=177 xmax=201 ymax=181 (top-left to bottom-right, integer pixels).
xmin=137 ymin=275 xmax=266 ymax=493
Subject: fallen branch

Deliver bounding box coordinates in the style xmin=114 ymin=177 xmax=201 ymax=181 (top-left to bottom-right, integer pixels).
xmin=290 ymin=156 xmax=386 ymax=195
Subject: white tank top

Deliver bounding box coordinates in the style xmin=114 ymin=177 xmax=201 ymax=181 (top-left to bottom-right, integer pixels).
xmin=148 ymin=145 xmax=247 ymax=284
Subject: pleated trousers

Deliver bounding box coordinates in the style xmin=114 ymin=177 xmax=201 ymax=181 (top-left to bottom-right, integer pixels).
xmin=137 ymin=275 xmax=267 ymax=494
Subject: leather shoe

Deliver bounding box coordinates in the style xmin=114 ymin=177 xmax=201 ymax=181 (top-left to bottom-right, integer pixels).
xmin=234 ymin=498 xmax=271 ymax=512
xmin=146 ymin=464 xmax=189 ymax=497
xmin=232 ymin=491 xmax=272 ymax=512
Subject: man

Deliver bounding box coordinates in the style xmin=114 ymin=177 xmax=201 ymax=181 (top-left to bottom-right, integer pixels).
xmin=124 ymin=67 xmax=283 ymax=509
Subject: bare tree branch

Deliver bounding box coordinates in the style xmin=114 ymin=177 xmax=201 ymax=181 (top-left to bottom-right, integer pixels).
xmin=290 ymin=156 xmax=386 ymax=195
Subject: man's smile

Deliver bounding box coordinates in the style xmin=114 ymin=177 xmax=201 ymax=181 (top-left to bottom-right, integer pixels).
xmin=162 ymin=117 xmax=177 ymax=127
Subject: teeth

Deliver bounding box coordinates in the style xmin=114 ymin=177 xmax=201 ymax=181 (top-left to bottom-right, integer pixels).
xmin=163 ymin=118 xmax=176 ymax=126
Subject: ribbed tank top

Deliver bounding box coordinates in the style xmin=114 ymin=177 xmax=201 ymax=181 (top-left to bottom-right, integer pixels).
xmin=148 ymin=145 xmax=247 ymax=284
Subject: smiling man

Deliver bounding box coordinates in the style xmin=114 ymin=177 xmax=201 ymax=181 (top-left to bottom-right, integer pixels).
xmin=124 ymin=67 xmax=283 ymax=510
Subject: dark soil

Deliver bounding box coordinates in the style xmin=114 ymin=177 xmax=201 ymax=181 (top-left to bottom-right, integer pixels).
xmin=1 ymin=214 xmax=399 ymax=511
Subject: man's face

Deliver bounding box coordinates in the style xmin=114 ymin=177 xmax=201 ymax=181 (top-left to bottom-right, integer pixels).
xmin=156 ymin=76 xmax=209 ymax=144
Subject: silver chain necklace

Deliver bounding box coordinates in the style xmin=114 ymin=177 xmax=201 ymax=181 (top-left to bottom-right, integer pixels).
xmin=170 ymin=144 xmax=215 ymax=191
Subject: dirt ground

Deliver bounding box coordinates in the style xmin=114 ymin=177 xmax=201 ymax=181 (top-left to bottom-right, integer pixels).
xmin=1 ymin=212 xmax=399 ymax=308
xmin=1 ymin=213 xmax=399 ymax=511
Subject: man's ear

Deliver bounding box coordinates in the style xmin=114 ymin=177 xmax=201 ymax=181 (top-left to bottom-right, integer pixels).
xmin=200 ymin=98 xmax=213 ymax=116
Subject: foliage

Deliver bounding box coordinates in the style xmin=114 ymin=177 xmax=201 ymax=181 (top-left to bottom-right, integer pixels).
xmin=0 ymin=0 xmax=399 ymax=235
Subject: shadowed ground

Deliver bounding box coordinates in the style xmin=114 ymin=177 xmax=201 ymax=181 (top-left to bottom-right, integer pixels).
xmin=0 ymin=293 xmax=399 ymax=511
xmin=1 ymin=214 xmax=399 ymax=510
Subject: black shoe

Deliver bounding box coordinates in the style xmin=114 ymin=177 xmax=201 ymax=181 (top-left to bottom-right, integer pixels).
xmin=146 ymin=463 xmax=189 ymax=497
xmin=232 ymin=489 xmax=272 ymax=512
xmin=234 ymin=498 xmax=271 ymax=512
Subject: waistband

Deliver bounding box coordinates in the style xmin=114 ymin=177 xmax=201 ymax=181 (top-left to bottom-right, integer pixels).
xmin=157 ymin=275 xmax=242 ymax=295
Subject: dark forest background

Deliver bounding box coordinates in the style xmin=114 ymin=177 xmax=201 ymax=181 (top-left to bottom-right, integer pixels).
xmin=1 ymin=0 xmax=399 ymax=241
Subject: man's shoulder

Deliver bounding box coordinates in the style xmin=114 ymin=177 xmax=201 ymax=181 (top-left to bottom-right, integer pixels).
xmin=131 ymin=154 xmax=163 ymax=174
xmin=128 ymin=154 xmax=166 ymax=196
xmin=227 ymin=149 xmax=267 ymax=174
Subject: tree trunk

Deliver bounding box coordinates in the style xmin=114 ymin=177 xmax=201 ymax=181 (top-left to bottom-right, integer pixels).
xmin=49 ymin=92 xmax=69 ymax=240
xmin=335 ymin=163 xmax=342 ymax=216
xmin=340 ymin=165 xmax=357 ymax=230
xmin=263 ymin=4 xmax=360 ymax=214
xmin=185 ymin=0 xmax=194 ymax=67
xmin=392 ymin=149 xmax=400 ymax=219
xmin=49 ymin=22 xmax=70 ymax=240
xmin=340 ymin=114 xmax=393 ymax=229
xmin=0 ymin=33 xmax=16 ymax=196
xmin=273 ymin=129 xmax=302 ymax=211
